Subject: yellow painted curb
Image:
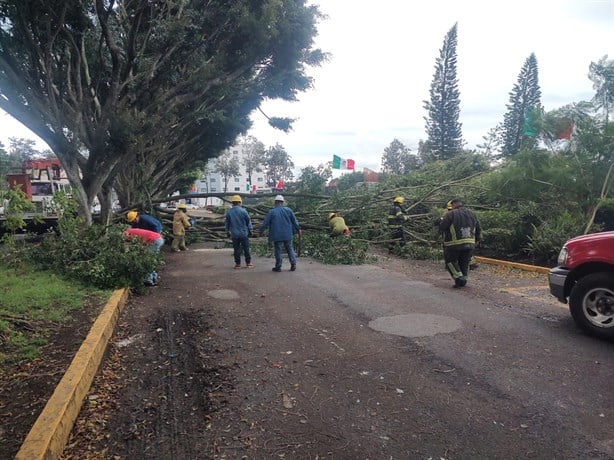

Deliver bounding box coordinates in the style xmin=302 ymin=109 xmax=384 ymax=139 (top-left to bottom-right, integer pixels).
xmin=15 ymin=288 xmax=129 ymax=460
xmin=475 ymin=256 xmax=551 ymax=274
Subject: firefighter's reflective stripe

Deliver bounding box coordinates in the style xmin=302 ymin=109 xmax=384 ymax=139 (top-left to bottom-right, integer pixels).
xmin=446 ymin=262 xmax=464 ymax=280
xmin=443 ymin=223 xmax=475 ymax=247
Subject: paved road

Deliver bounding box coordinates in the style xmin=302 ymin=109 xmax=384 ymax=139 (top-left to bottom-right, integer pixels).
xmin=68 ymin=245 xmax=614 ymax=459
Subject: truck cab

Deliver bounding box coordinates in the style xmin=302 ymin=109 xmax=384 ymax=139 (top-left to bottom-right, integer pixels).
xmin=4 ymin=159 xmax=70 ymax=217
xmin=548 ymin=231 xmax=614 ymax=340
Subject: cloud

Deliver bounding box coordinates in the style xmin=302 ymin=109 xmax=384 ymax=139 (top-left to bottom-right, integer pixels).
xmin=248 ymin=0 xmax=613 ymax=170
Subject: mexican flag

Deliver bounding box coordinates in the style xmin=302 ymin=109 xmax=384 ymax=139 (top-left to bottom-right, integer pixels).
xmin=332 ymin=155 xmax=355 ymax=170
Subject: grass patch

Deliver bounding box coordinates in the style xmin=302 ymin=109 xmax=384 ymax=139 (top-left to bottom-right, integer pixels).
xmin=0 ymin=265 xmax=111 ymax=363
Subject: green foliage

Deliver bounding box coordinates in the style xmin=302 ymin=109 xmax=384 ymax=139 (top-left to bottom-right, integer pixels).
xmin=476 ymin=209 xmax=533 ymax=256
xmin=390 ymin=242 xmax=441 ymax=260
xmin=423 ymin=23 xmax=463 ymax=161
xmin=0 ymin=141 xmax=22 ymax=179
xmin=213 ymin=151 xmax=241 ymax=192
xmin=0 ymin=184 xmax=36 ymax=237
xmin=252 ymin=231 xmax=370 ymax=265
xmin=524 ymin=211 xmax=585 ymax=262
xmin=501 ymin=53 xmax=542 ymax=157
xmin=20 ymin=194 xmax=162 ymax=292
xmin=589 ymin=55 xmax=614 ymax=116
xmin=381 ymin=139 xmax=420 ymax=174
xmin=501 ymin=53 xmax=541 ymax=157
xmin=300 ymin=231 xmax=371 ymax=265
xmin=0 ymin=265 xmax=109 ymax=363
xmin=334 ymin=172 xmax=365 ymax=191
xmin=297 ymin=164 xmax=332 ymax=195
xmin=263 ymin=143 xmax=295 ymax=187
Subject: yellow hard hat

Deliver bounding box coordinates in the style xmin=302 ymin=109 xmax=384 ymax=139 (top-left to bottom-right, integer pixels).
xmin=393 ymin=196 xmax=404 ymax=204
xmin=177 ymin=203 xmax=187 ymax=210
xmin=230 ymin=195 xmax=242 ymax=203
xmin=328 ymin=212 xmax=336 ymax=220
xmin=446 ymin=200 xmax=453 ymax=210
xmin=127 ymin=210 xmax=138 ymax=222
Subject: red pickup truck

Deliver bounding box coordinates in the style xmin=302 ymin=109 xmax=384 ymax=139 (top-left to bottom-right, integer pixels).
xmin=548 ymin=231 xmax=614 ymax=340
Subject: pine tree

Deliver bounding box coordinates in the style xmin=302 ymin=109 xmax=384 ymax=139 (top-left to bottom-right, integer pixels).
xmin=423 ymin=23 xmax=463 ymax=161
xmin=501 ymin=53 xmax=542 ymax=157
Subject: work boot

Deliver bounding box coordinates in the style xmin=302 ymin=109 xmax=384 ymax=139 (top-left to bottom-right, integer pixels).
xmin=272 ymin=267 xmax=281 ymax=272
xmin=290 ymin=264 xmax=296 ymax=271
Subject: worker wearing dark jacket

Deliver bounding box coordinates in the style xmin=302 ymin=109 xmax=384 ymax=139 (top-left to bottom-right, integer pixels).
xmin=387 ymin=196 xmax=409 ymax=248
xmin=127 ymin=210 xmax=163 ymax=234
xmin=438 ymin=198 xmax=481 ymax=288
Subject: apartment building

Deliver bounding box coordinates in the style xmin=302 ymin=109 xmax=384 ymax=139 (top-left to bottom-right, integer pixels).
xmin=192 ymin=143 xmax=268 ymax=207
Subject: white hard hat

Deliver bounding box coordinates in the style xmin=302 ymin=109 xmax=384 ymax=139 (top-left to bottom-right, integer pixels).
xmin=274 ymin=195 xmax=284 ymax=202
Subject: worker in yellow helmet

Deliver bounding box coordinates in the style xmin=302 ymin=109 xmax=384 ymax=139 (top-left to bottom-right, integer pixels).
xmin=328 ymin=212 xmax=351 ymax=237
xmin=438 ymin=198 xmax=482 ymax=288
xmin=438 ymin=201 xmax=479 ymax=269
xmin=171 ymin=203 xmax=191 ymax=252
xmin=225 ymin=195 xmax=254 ymax=268
xmin=387 ymin=196 xmax=409 ymax=249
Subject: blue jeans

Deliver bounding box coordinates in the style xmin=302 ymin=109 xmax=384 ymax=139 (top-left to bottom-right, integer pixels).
xmin=232 ymin=236 xmax=251 ymax=265
xmin=151 ymin=236 xmax=165 ymax=251
xmin=145 ymin=237 xmax=164 ymax=284
xmin=273 ymin=240 xmax=296 ymax=268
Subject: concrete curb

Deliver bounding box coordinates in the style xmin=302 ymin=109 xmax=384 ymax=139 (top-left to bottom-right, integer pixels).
xmin=15 ymin=288 xmax=129 ymax=460
xmin=475 ymin=256 xmax=551 ymax=274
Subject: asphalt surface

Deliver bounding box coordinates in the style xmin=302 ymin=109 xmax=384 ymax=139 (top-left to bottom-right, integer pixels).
xmin=59 ymin=244 xmax=614 ymax=459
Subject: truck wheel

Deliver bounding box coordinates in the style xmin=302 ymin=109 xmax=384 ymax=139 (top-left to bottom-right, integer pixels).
xmin=569 ymin=272 xmax=614 ymax=340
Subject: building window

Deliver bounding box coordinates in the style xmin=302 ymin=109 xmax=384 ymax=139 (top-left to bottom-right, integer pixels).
xmin=257 ymin=177 xmax=263 ymax=182
xmin=210 ymin=178 xmax=216 ymax=183
xmin=210 ymin=188 xmax=216 ymax=192
xmin=232 ymin=150 xmax=239 ymax=155
xmin=234 ymin=177 xmax=240 ymax=182
xmin=234 ymin=187 xmax=240 ymax=191
xmin=199 ymin=188 xmax=207 ymax=193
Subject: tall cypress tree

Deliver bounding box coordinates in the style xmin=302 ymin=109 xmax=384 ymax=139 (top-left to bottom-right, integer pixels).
xmin=501 ymin=53 xmax=542 ymax=157
xmin=423 ymin=23 xmax=463 ymax=161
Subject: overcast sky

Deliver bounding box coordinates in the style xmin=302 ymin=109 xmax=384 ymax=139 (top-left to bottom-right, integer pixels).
xmin=1 ymin=0 xmax=613 ymax=174
xmin=248 ymin=0 xmax=614 ymax=172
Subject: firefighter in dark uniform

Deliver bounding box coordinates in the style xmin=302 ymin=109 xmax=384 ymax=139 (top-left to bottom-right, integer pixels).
xmin=438 ymin=198 xmax=481 ymax=288
xmin=440 ymin=200 xmax=479 ymax=269
xmin=387 ymin=196 xmax=409 ymax=249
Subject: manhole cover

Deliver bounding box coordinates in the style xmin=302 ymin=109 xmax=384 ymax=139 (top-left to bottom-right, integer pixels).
xmin=208 ymin=289 xmax=240 ymax=300
xmin=369 ymin=313 xmax=462 ymax=337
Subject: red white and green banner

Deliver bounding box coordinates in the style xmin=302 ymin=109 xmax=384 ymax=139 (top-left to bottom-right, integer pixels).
xmin=332 ymin=155 xmax=355 ymax=170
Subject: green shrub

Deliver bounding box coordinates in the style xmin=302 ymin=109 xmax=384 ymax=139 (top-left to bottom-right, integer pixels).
xmin=391 ymin=242 xmax=441 ymax=260
xmin=253 ymin=231 xmax=371 ymax=265
xmin=524 ymin=211 xmax=585 ymax=263
xmin=17 ymin=194 xmax=162 ymax=292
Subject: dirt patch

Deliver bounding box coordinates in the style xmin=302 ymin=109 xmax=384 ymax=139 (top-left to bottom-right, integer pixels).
xmin=0 ymin=299 xmax=104 ymax=459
